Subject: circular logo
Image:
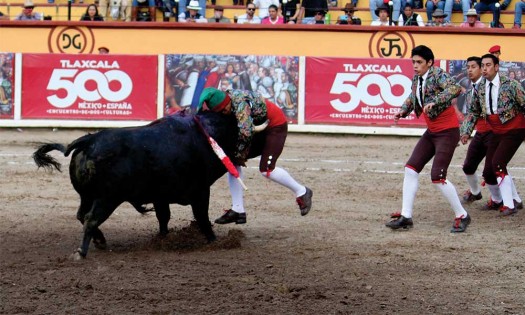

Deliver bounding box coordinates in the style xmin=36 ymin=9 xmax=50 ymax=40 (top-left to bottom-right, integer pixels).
xmin=369 ymin=31 xmax=415 ymax=58
xmin=48 ymin=26 xmax=95 ymax=54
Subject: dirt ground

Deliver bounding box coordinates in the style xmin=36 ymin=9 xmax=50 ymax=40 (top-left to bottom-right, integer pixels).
xmin=1 ymin=128 xmax=525 ymax=315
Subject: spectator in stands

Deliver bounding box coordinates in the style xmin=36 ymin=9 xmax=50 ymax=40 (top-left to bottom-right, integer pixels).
xmin=262 ymin=4 xmax=285 ymax=24
xmin=103 ymin=0 xmax=130 ymax=21
xmin=426 ymin=8 xmax=451 ymax=26
xmin=131 ymin=0 xmax=155 ymax=21
xmin=98 ymin=46 xmax=110 ymax=54
xmin=300 ymin=0 xmax=328 ymax=24
xmin=237 ymin=3 xmax=262 ymax=23
xmin=13 ymin=0 xmax=42 ymax=21
xmin=398 ymin=3 xmax=424 ymax=26
xmin=513 ymin=0 xmax=525 ymax=29
xmin=254 ymin=0 xmax=279 ymax=19
xmin=208 ymin=6 xmax=231 ymax=22
xmin=488 ymin=45 xmax=501 ymax=59
xmin=179 ymin=0 xmax=208 ymax=22
xmin=370 ymin=4 xmax=392 ymax=25
xmin=0 ymin=11 xmax=8 ymax=20
xmin=370 ymin=0 xmax=401 ymax=24
xmin=178 ymin=0 xmax=206 ymax=18
xmin=81 ymin=4 xmax=105 ymax=21
xmin=475 ymin=0 xmax=510 ymax=25
xmin=426 ymin=0 xmax=445 ymax=23
xmin=459 ymin=8 xmax=487 ymax=27
xmin=336 ymin=3 xmax=362 ymax=24
xmin=443 ymin=0 xmax=469 ymax=24
xmin=313 ymin=9 xmax=327 ymax=24
xmin=280 ymin=0 xmax=301 ymax=23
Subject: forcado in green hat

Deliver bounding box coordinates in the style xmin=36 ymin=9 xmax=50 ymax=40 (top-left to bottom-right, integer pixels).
xmin=198 ymin=87 xmax=231 ymax=112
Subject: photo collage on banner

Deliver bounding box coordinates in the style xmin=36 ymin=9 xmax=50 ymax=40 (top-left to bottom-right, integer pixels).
xmin=0 ymin=53 xmax=14 ymax=119
xmin=164 ymin=54 xmax=299 ymax=123
xmin=449 ymin=59 xmax=525 ymax=119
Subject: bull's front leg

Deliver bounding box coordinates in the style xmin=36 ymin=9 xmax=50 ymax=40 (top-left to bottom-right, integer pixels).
xmin=191 ymin=189 xmax=216 ymax=242
xmin=153 ymin=202 xmax=171 ymax=236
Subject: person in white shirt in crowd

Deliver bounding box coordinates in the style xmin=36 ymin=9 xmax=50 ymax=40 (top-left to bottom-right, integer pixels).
xmin=237 ymin=2 xmax=262 ymax=23
xmin=370 ymin=0 xmax=400 ymax=24
xmin=370 ymin=4 xmax=392 ymax=26
xmin=253 ymin=0 xmax=279 ymax=19
xmin=178 ymin=0 xmax=208 ymax=23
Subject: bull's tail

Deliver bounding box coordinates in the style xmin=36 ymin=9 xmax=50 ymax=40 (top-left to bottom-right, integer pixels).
xmin=32 ymin=143 xmax=67 ymax=172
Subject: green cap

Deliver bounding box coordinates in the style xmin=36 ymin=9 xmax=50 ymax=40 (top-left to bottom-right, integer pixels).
xmin=198 ymin=87 xmax=229 ymax=112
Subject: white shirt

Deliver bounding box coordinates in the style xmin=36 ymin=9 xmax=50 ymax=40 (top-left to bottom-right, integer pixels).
xmin=485 ymin=73 xmax=500 ymax=114
xmin=237 ymin=14 xmax=262 ymax=24
xmin=370 ymin=20 xmax=391 ymax=26
xmin=471 ymin=76 xmax=482 ymax=97
xmin=417 ymin=71 xmax=429 ymax=106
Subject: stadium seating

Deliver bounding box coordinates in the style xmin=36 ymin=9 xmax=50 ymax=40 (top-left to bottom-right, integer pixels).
xmin=0 ymin=0 xmax=520 ymax=26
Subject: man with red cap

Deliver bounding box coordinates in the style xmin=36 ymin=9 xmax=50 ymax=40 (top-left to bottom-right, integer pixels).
xmin=197 ymin=87 xmax=313 ymax=224
xmin=488 ymin=45 xmax=501 ymax=59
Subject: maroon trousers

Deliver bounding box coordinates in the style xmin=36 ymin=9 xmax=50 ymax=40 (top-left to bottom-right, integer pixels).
xmin=462 ymin=131 xmax=492 ymax=175
xmin=406 ymin=128 xmax=460 ymax=182
xmin=483 ymin=128 xmax=525 ymax=185
xmin=247 ymin=123 xmax=288 ymax=173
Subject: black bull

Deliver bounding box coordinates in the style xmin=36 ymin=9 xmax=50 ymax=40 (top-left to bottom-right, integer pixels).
xmin=33 ymin=111 xmax=243 ymax=259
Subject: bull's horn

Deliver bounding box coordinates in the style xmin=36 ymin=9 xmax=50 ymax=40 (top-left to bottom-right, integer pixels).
xmin=254 ymin=120 xmax=269 ymax=132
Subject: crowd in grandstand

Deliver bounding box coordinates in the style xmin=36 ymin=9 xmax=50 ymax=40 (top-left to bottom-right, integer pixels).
xmin=1 ymin=0 xmax=523 ymax=27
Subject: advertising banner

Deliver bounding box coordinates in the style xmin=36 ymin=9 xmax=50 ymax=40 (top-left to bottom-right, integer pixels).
xmin=21 ymin=54 xmax=158 ymax=120
xmin=305 ymin=57 xmax=426 ymax=127
xmin=0 ymin=53 xmax=15 ymax=119
xmin=164 ymin=54 xmax=299 ymax=124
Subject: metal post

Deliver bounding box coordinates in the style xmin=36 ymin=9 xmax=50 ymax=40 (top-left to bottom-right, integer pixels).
xmin=282 ymin=0 xmax=288 ymax=24
xmin=388 ymin=0 xmax=393 ymax=25
xmin=68 ymin=0 xmax=72 ymax=21
xmin=174 ymin=0 xmax=179 ymax=21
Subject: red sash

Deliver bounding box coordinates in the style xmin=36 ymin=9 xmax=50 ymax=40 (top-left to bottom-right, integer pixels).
xmin=423 ymin=106 xmax=459 ymax=133
xmin=475 ymin=118 xmax=491 ymax=133
xmin=265 ymin=99 xmax=287 ymax=127
xmin=487 ymin=113 xmax=525 ymax=134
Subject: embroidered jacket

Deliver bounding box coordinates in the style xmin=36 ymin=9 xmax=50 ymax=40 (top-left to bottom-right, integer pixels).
xmin=399 ymin=66 xmax=461 ymax=120
xmin=460 ymin=75 xmax=525 ymax=136
xmin=227 ymin=89 xmax=268 ymax=161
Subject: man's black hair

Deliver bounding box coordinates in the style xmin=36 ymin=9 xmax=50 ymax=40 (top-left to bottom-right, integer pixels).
xmin=466 ymin=56 xmax=481 ymax=67
xmin=481 ymin=53 xmax=499 ymax=65
xmin=411 ymin=45 xmax=434 ymax=66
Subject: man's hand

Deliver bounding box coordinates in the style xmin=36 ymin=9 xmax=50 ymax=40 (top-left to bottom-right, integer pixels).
xmin=460 ymin=134 xmax=470 ymax=145
xmin=423 ymin=102 xmax=435 ymax=114
xmin=394 ymin=112 xmax=402 ymax=123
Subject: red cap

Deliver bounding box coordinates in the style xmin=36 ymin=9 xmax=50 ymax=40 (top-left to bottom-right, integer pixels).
xmin=489 ymin=45 xmax=501 ymax=53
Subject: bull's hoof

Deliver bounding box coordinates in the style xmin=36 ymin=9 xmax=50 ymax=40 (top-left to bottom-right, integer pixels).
xmin=93 ymin=238 xmax=107 ymax=250
xmin=70 ymin=248 xmax=86 ymax=261
xmin=206 ymin=235 xmax=217 ymax=243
